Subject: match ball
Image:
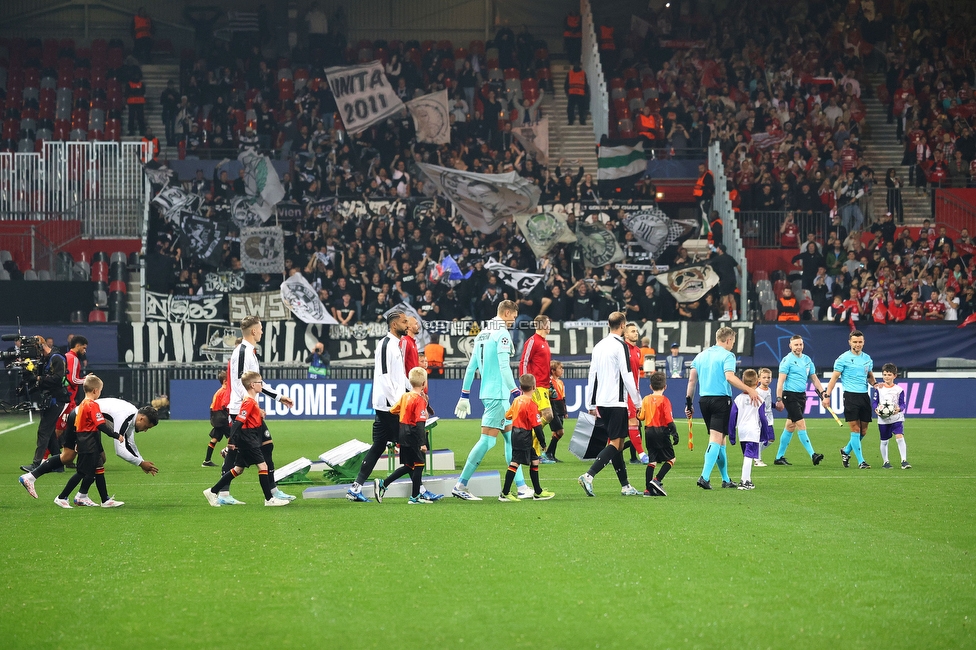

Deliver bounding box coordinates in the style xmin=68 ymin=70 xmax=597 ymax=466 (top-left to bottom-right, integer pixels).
xmin=877 ymin=402 xmax=896 ymax=419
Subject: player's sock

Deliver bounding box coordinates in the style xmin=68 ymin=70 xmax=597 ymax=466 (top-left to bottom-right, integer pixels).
xmin=502 ymin=431 xmax=526 ymax=488
xmin=502 ymin=463 xmax=517 ymax=495
xmin=628 ymin=425 xmax=644 ymax=455
xmin=58 ymin=472 xmax=83 ymax=500
xmin=849 ymin=433 xmax=865 ymax=463
xmin=205 ymin=441 xmax=216 ymax=462
xmin=656 ymin=460 xmax=673 ymax=482
xmin=741 ymin=457 xmax=752 ymax=483
xmin=797 ymin=430 xmax=815 ymax=457
xmin=880 ymin=439 xmax=889 ymax=463
xmin=79 ymin=477 xmax=94 ymax=495
xmin=258 ymin=469 xmax=273 ymax=500
xmin=262 ymin=443 xmax=276 ymax=487
xmin=546 ymin=430 xmax=563 ymax=457
xmin=896 ymin=436 xmax=907 ymax=462
xmin=717 ymin=445 xmax=730 ymax=482
xmin=842 ymin=439 xmax=852 ymax=454
xmin=221 ymin=448 xmax=237 ymax=474
xmin=94 ymin=468 xmax=109 ymax=502
xmin=776 ymin=428 xmax=793 ymax=459
xmin=701 ymin=443 xmax=720 ymax=480
xmin=410 ymin=465 xmax=424 ymax=498
xmin=645 ymin=464 xmax=655 ymax=490
xmin=384 ymin=465 xmax=410 ymax=485
xmin=32 ymin=455 xmax=63 ymax=478
xmin=529 ymin=465 xmax=543 ymax=494
xmin=459 ymin=434 xmax=496 ymax=484
xmin=587 ymin=444 xmax=619 ymax=478
xmin=610 ymin=448 xmax=629 ymax=487
xmin=212 ymin=468 xmax=241 ymax=494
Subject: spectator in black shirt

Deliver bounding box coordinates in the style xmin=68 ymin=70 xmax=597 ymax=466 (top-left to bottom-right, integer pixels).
xmin=540 ymin=284 xmax=571 ymax=321
xmin=417 ymin=289 xmax=437 ymax=321
xmin=478 ymin=284 xmax=502 ymax=320
xmin=791 ymin=242 xmax=826 ymax=291
xmin=638 ymin=284 xmax=661 ymax=322
xmin=332 ymin=293 xmax=357 ymax=326
xmin=869 ymin=211 xmax=897 ymax=244
xmin=363 ymin=292 xmax=390 ymax=323
xmin=435 ymin=288 xmax=460 ymax=321
xmin=708 ymin=244 xmax=740 ymax=298
xmin=569 ymin=281 xmax=597 ymax=320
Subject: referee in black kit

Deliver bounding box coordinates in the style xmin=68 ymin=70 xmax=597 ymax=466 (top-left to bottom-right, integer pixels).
xmin=577 ymin=312 xmax=643 ymax=497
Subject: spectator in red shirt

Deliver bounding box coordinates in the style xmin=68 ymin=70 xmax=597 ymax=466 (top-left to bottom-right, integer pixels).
xmin=887 ymin=294 xmax=908 ymax=322
xmin=923 ymin=296 xmax=946 ymax=320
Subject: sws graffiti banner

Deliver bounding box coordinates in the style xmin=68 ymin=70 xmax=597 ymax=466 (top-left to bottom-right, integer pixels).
xmin=228 ymin=291 xmax=291 ymax=322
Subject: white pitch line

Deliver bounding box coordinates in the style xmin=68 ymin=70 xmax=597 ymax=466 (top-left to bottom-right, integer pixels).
xmin=0 ymin=420 xmax=33 ymax=436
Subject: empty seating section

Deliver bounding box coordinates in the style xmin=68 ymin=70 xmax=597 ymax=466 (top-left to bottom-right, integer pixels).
xmin=0 ymin=37 xmax=126 ymax=152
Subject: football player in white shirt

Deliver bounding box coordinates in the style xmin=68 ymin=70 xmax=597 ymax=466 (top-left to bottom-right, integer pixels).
xmin=19 ymin=399 xmax=159 ymax=505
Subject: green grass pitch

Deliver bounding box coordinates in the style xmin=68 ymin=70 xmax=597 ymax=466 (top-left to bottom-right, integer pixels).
xmin=1 ymin=414 xmax=974 ymax=649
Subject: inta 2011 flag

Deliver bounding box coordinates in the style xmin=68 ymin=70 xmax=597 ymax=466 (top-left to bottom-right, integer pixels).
xmin=325 ymin=60 xmax=405 ymax=135
xmin=597 ymin=138 xmax=646 ymax=192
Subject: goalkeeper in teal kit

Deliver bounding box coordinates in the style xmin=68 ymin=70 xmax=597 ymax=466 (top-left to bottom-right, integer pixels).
xmin=451 ymin=300 xmax=530 ymax=501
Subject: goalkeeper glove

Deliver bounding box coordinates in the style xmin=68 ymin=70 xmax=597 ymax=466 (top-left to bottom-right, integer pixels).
xmin=454 ymin=392 xmax=471 ymax=419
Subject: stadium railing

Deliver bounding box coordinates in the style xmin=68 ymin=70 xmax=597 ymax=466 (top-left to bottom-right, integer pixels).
xmin=737 ymin=210 xmax=832 ymax=249
xmin=0 ymin=141 xmax=148 ymax=239
xmin=708 ymin=142 xmax=748 ymax=320
xmin=580 ymin=0 xmax=609 ymax=142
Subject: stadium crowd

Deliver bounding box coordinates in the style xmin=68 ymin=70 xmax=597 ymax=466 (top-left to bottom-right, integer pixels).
xmin=140 ymin=0 xmax=973 ymax=328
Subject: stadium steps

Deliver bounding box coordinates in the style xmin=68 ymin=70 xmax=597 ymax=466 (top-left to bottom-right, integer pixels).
xmin=126 ymin=283 xmax=142 ymax=322
xmin=121 ymin=63 xmax=181 ymax=161
xmin=544 ymin=62 xmax=599 ymax=178
xmin=860 ymin=72 xmax=931 ymax=226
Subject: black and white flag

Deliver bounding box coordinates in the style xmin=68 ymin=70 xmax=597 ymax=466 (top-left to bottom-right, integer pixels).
xmin=485 ymin=259 xmax=545 ymax=294
xmin=621 ymin=206 xmax=696 ymax=260
xmin=417 ymin=164 xmax=540 ymax=234
xmin=237 ymin=150 xmax=285 ymax=223
xmin=180 ymin=214 xmax=228 ymax=268
xmin=204 ymin=270 xmax=246 ymax=293
xmin=281 ymin=273 xmax=338 ymax=324
xmin=153 ymin=186 xmax=200 ymax=223
xmin=240 ymin=226 xmax=285 ymax=274
xmin=512 ymin=117 xmax=549 ymax=164
xmin=654 ymin=263 xmax=719 ymax=303
xmin=406 ymin=89 xmax=450 ymax=144
xmin=325 ymin=61 xmax=405 ymax=135
xmin=577 ymin=221 xmax=625 ymax=268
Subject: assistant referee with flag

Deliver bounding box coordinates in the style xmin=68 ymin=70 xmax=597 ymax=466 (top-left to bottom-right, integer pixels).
xmin=686 ymin=326 xmax=759 ymax=490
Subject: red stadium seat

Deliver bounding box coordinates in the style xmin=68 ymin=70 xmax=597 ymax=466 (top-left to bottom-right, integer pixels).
xmin=609 ymin=77 xmax=625 ymax=90
xmin=773 ymin=280 xmax=787 ymax=298
xmin=91 ymin=261 xmax=108 ymax=283
xmin=88 ymin=310 xmax=107 ymax=323
xmin=109 ymin=280 xmax=127 ymax=294
xmin=763 ymin=309 xmax=778 ymax=322
xmin=752 ymin=270 xmax=768 ymax=282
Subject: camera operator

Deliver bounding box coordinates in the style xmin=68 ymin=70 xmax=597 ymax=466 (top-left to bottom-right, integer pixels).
xmin=19 ymin=354 xmax=70 ymax=474
xmin=65 ymin=336 xmax=88 ymax=407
